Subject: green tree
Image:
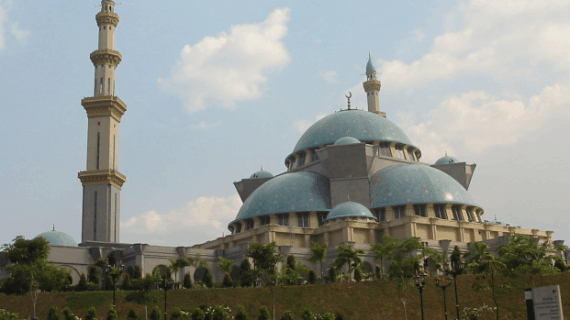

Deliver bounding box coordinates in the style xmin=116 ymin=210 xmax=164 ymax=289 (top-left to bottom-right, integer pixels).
xmin=150 ymin=306 xmax=163 ymax=320
xmin=308 ymin=242 xmax=328 ymax=280
xmin=47 ymin=306 xmax=59 ymax=320
xmin=125 ymin=275 xmax=161 ymax=320
xmin=77 ymin=274 xmax=88 ymax=292
xmin=168 ymin=257 xmax=192 ymax=285
xmin=307 ymin=270 xmax=316 ymax=284
xmin=332 ymin=244 xmax=364 ymax=281
xmin=245 ymin=242 xmax=283 ymax=285
xmin=183 ymin=272 xmax=193 ymax=288
xmin=203 ymin=271 xmax=214 ymax=288
xmin=218 ymin=257 xmax=235 ymax=288
xmin=171 ymin=308 xmax=184 ymax=320
xmin=239 ymin=259 xmax=254 ymax=287
xmin=235 ymin=306 xmax=248 ymax=320
xmin=106 ymin=305 xmax=118 ymax=320
xmin=85 ymin=306 xmax=97 ymax=320
xmin=257 ymin=306 xmax=271 ymax=320
xmin=127 ymin=308 xmax=138 ymax=320
xmin=63 ymin=307 xmax=77 ymax=320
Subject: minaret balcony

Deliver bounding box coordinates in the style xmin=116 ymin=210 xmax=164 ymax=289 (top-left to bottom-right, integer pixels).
xmin=78 ymin=169 xmax=127 ymax=189
xmin=363 ymin=80 xmax=381 ymax=92
xmin=90 ymin=49 xmax=122 ymax=67
xmin=96 ymin=12 xmax=119 ymax=27
xmin=82 ymin=96 xmax=127 ymax=122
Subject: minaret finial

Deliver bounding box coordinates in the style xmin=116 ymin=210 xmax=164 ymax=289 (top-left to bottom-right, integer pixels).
xmin=53 ymin=223 xmax=55 ymax=231
xmin=345 ymin=91 xmax=352 ymax=110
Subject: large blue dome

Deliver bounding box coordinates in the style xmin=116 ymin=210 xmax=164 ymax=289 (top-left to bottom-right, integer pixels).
xmin=35 ymin=229 xmax=78 ymax=247
xmin=291 ymin=109 xmax=416 ymax=155
xmin=370 ymin=164 xmax=479 ymax=209
xmin=326 ymin=201 xmax=375 ymax=221
xmin=233 ymin=172 xmax=331 ymax=222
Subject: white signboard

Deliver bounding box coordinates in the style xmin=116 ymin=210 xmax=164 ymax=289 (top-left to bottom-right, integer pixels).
xmin=532 ymin=285 xmax=564 ymax=320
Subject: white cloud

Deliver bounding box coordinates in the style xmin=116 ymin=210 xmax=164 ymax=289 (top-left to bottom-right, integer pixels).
xmin=380 ymin=0 xmax=570 ymax=89
xmin=190 ymin=120 xmax=221 ymax=131
xmin=159 ymin=8 xmax=291 ymax=113
xmin=413 ymin=29 xmax=425 ymax=42
xmin=293 ymin=113 xmax=327 ymax=134
xmin=10 ymin=22 xmax=28 ymax=42
xmin=322 ymin=70 xmax=339 ymax=83
xmin=397 ymin=83 xmax=570 ymax=162
xmin=121 ymin=194 xmax=242 ymax=246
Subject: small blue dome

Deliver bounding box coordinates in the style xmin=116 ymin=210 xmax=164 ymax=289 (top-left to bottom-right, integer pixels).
xmin=370 ymin=164 xmax=479 ymax=209
xmin=290 ymin=110 xmax=417 ymax=157
xmin=35 ymin=229 xmax=78 ymax=247
xmin=333 ymin=136 xmax=361 ymax=146
xmin=249 ymin=169 xmax=274 ymax=179
xmin=326 ymin=202 xmax=375 ymax=221
xmin=487 ymin=216 xmax=508 ymax=226
xmin=366 ymin=56 xmax=376 ymax=74
xmin=232 ymin=172 xmax=331 ymax=223
xmin=435 ymin=156 xmax=459 ymax=165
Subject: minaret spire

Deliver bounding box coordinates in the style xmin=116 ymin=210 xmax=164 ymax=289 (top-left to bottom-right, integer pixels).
xmin=363 ymin=54 xmax=385 ymax=117
xmin=78 ymin=0 xmax=127 ymax=243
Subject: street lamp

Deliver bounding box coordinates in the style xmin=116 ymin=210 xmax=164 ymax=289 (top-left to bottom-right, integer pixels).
xmin=159 ymin=275 xmax=173 ymax=319
xmin=435 ymin=263 xmax=453 ymax=320
xmin=414 ymin=270 xmax=428 ymax=320
xmin=105 ymin=263 xmax=125 ymax=307
xmin=448 ymin=261 xmax=465 ymax=320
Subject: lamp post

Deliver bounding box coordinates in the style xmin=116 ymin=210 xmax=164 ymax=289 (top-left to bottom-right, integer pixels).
xmin=448 ymin=261 xmax=465 ymax=320
xmin=105 ymin=264 xmax=125 ymax=307
xmin=435 ymin=263 xmax=453 ymax=320
xmin=159 ymin=275 xmax=173 ymax=319
xmin=414 ymin=270 xmax=428 ymax=320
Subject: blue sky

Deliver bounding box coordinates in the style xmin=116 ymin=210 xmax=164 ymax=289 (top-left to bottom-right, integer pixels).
xmin=1 ymin=0 xmax=569 ymax=247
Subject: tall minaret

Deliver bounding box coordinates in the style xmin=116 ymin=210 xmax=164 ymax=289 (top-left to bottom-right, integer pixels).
xmin=363 ymin=53 xmax=385 ymax=117
xmin=78 ymin=0 xmax=127 ymax=243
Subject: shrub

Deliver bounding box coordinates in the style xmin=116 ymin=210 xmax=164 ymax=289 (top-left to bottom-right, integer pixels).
xmin=308 ymin=270 xmax=316 ymax=284
xmin=77 ymin=274 xmax=88 ymax=292
xmin=300 ymin=309 xmax=313 ymax=320
xmin=150 ymin=306 xmax=162 ymax=320
xmin=257 ymin=306 xmax=270 ymax=320
xmin=47 ymin=306 xmax=59 ymax=320
xmin=106 ymin=305 xmax=118 ymax=320
xmin=183 ymin=273 xmax=193 ymax=289
xmin=328 ymin=268 xmax=336 ymax=283
xmin=85 ymin=306 xmax=97 ymax=320
xmin=171 ymin=307 xmax=184 ymax=320
xmin=280 ymin=311 xmax=293 ymax=320
xmin=191 ymin=308 xmax=205 ymax=320
xmin=222 ymin=274 xmax=233 ymax=288
xmin=127 ymin=308 xmax=138 ymax=320
xmin=321 ymin=313 xmax=335 ymax=320
xmin=334 ymin=313 xmax=345 ymax=320
xmin=240 ymin=260 xmax=253 ymax=287
xmin=235 ymin=305 xmax=248 ymax=320
xmin=122 ymin=273 xmax=132 ymax=290
xmin=63 ymin=308 xmax=77 ymax=320
xmin=354 ymin=268 xmax=362 ymax=282
xmin=203 ymin=272 xmax=214 ymax=288
xmin=0 ymin=308 xmax=22 ymax=320
xmin=211 ymin=306 xmax=230 ymax=320
xmin=375 ymin=265 xmax=381 ymax=279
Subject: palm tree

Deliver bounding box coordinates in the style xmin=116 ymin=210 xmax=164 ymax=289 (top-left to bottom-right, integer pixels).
xmin=309 ymin=242 xmax=328 ymax=280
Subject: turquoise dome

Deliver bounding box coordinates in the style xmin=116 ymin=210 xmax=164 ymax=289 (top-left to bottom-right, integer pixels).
xmin=290 ymin=109 xmax=417 ymax=156
xmin=35 ymin=229 xmax=78 ymax=247
xmin=366 ymin=57 xmax=376 ymax=74
xmin=333 ymin=136 xmax=361 ymax=146
xmin=326 ymin=201 xmax=375 ymax=221
xmin=233 ymin=172 xmax=331 ymax=223
xmin=249 ymin=169 xmax=274 ymax=179
xmin=435 ymin=156 xmax=459 ymax=165
xmin=370 ymin=164 xmax=479 ymax=209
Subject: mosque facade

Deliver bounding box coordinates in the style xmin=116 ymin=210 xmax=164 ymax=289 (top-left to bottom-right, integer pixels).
xmin=0 ymin=1 xmax=565 ymax=285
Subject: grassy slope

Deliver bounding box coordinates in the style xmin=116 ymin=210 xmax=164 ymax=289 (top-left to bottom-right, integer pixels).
xmin=1 ymin=272 xmax=569 ymax=320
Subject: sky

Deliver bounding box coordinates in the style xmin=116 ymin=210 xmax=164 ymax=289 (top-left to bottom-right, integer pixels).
xmin=1 ymin=0 xmax=569 ymax=247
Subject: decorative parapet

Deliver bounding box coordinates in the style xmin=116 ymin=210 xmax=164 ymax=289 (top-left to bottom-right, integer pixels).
xmin=78 ymin=169 xmax=127 ymax=189
xmin=90 ymin=49 xmax=122 ymax=66
xmin=96 ymin=12 xmax=119 ymax=27
xmin=82 ymin=96 xmax=127 ymax=122
xmin=363 ymin=80 xmax=381 ymax=92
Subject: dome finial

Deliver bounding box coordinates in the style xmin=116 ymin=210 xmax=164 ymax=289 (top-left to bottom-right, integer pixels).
xmin=445 ymin=151 xmax=447 ymax=156
xmin=347 ymin=195 xmax=351 ymax=202
xmin=53 ymin=223 xmax=55 ymax=231
xmin=345 ymin=91 xmax=352 ymax=109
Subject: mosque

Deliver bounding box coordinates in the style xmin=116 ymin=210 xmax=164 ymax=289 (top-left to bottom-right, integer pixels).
xmin=0 ymin=0 xmax=565 ymax=284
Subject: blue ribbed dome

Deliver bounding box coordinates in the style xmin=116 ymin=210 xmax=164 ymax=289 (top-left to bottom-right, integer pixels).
xmin=249 ymin=169 xmax=274 ymax=179
xmin=35 ymin=229 xmax=78 ymax=247
xmin=326 ymin=201 xmax=375 ymax=221
xmin=290 ymin=109 xmax=416 ymax=156
xmin=435 ymin=156 xmax=459 ymax=165
xmin=233 ymin=172 xmax=331 ymax=223
xmin=370 ymin=164 xmax=479 ymax=209
xmin=333 ymin=136 xmax=361 ymax=146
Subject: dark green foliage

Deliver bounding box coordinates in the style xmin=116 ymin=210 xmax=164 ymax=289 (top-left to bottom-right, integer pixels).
xmin=183 ymin=272 xmax=193 ymax=288
xmin=127 ymin=308 xmax=138 ymax=320
xmin=150 ymin=306 xmax=162 ymax=320
xmin=63 ymin=307 xmax=77 ymax=320
xmin=354 ymin=267 xmax=362 ymax=282
xmin=286 ymin=256 xmax=296 ymax=270
xmin=171 ymin=307 xmax=183 ymax=320
xmin=280 ymin=311 xmax=293 ymax=320
xmin=239 ymin=260 xmax=253 ymax=287
xmin=85 ymin=306 xmax=97 ymax=320
xmin=308 ymin=270 xmax=316 ymax=284
xmin=335 ymin=313 xmax=345 ymax=320
xmin=77 ymin=274 xmax=88 ymax=292
xmin=321 ymin=313 xmax=335 ymax=320
xmin=122 ymin=273 xmax=132 ymax=290
xmin=0 ymin=308 xmax=23 ymax=320
xmin=191 ymin=308 xmax=205 ymax=320
xmin=211 ymin=306 xmax=229 ymax=320
xmin=300 ymin=309 xmax=314 ymax=320
xmin=107 ymin=254 xmax=117 ymax=267
xmin=235 ymin=305 xmax=248 ymax=320
xmin=87 ymin=265 xmax=101 ymax=285
xmin=47 ymin=306 xmax=59 ymax=320
xmin=106 ymin=305 xmax=118 ymax=320
xmin=104 ymin=275 xmax=114 ymax=291
xmin=257 ymin=306 xmax=270 ymax=320
xmin=333 ymin=244 xmax=364 ymax=281
xmin=375 ymin=265 xmax=381 ymax=279
xmin=328 ymin=267 xmax=336 ymax=283
xmin=222 ymin=274 xmax=233 ymax=288
xmin=246 ymin=242 xmax=283 ymax=285
xmin=133 ymin=266 xmax=143 ymax=279
xmin=203 ymin=271 xmax=214 ymax=288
